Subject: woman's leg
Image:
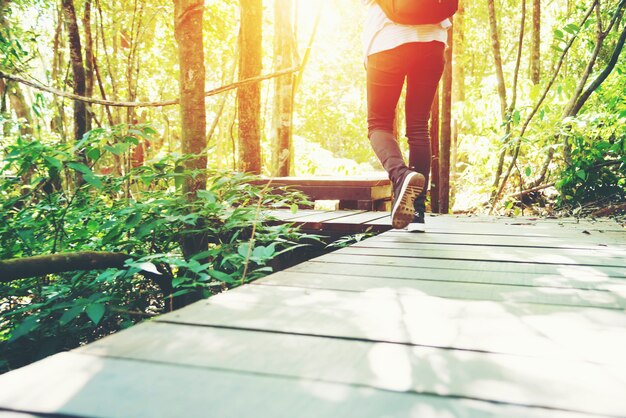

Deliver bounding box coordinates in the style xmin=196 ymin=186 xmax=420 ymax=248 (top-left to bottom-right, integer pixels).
xmin=367 ymin=48 xmax=407 ymax=184
xmin=367 ymin=46 xmax=425 ymax=228
xmin=404 ymin=41 xmax=446 ymax=213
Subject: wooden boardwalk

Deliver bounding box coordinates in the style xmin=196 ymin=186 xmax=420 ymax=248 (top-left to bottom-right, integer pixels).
xmin=1 ymin=215 xmax=625 ymax=418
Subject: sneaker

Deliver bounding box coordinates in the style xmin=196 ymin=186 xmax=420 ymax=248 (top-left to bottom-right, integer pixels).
xmin=391 ymin=171 xmax=425 ymax=229
xmin=407 ymin=210 xmax=425 ymax=232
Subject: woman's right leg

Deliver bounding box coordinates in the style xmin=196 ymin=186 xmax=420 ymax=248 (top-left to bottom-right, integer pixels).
xmin=367 ymin=47 xmax=425 ymax=229
xmin=366 ymin=48 xmax=407 ymax=184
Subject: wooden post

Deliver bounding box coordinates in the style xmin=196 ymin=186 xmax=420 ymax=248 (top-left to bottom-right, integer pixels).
xmin=439 ymin=20 xmax=453 ymax=214
xmin=429 ymin=86 xmax=440 ymax=214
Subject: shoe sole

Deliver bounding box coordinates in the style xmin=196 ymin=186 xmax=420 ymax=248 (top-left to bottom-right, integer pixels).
xmin=406 ymin=222 xmax=426 ymax=233
xmin=391 ymin=172 xmax=425 ymax=229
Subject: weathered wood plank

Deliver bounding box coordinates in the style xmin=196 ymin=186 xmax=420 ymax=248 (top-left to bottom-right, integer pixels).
xmin=313 ymin=252 xmax=626 ymax=279
xmin=367 ymin=216 xmax=626 ymax=240
xmin=254 ymin=271 xmax=626 ymax=309
xmin=288 ymin=260 xmax=626 ymax=299
xmin=73 ymin=321 xmax=626 ymax=417
xmin=283 ymin=210 xmax=366 ymax=223
xmin=322 ymin=211 xmax=389 ymax=225
xmin=156 ymin=284 xmax=626 ymax=365
xmin=338 ymin=242 xmax=626 ymax=267
xmin=262 ymin=209 xmax=330 ymax=221
xmin=0 ymin=352 xmax=603 ymax=418
xmin=366 ymin=232 xmax=625 ymax=250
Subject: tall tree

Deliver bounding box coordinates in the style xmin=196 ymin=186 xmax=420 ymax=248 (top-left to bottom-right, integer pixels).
xmin=530 ymin=0 xmax=541 ymax=84
xmin=429 ymin=88 xmax=440 ymax=214
xmin=174 ymin=0 xmax=208 ymax=258
xmin=237 ymin=0 xmax=263 ymax=174
xmin=487 ymin=0 xmax=511 ymax=198
xmin=83 ymin=0 xmax=95 ymax=132
xmin=0 ymin=0 xmax=33 ymax=137
xmin=453 ymin=0 xmax=465 ymax=103
xmin=272 ymin=0 xmax=296 ymax=176
xmin=62 ymin=0 xmax=87 ymax=144
xmin=439 ymin=22 xmax=453 ymax=214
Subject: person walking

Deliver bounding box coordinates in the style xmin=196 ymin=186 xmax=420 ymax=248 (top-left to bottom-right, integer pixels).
xmin=362 ymin=0 xmax=452 ymax=231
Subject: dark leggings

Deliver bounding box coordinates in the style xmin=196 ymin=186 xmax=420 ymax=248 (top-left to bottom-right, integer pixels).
xmin=367 ymin=41 xmax=445 ymax=209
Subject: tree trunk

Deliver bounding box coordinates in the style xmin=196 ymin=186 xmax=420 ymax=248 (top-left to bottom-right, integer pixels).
xmin=439 ymin=25 xmax=453 ymax=214
xmin=62 ymin=0 xmax=87 ymax=144
xmin=6 ymin=82 xmax=33 ymax=136
xmin=83 ymin=0 xmax=94 ymax=132
xmin=237 ymin=0 xmax=263 ymax=174
xmin=429 ymin=87 xmax=440 ymax=213
xmin=487 ymin=0 xmax=510 ymax=198
xmin=530 ymin=0 xmax=541 ymax=84
xmin=272 ymin=0 xmax=295 ymax=177
xmin=0 ymin=0 xmax=33 ymax=137
xmin=452 ymin=0 xmax=465 ymax=103
xmin=174 ymin=0 xmax=208 ymax=259
xmin=51 ymin=4 xmax=66 ymax=137
xmin=487 ymin=0 xmax=508 ymax=120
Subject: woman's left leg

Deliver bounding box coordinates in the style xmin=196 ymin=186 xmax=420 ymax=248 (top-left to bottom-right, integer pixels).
xmin=404 ymin=41 xmax=446 ymax=214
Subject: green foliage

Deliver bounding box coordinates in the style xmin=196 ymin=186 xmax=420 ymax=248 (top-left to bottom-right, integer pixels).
xmin=0 ymin=124 xmax=316 ymax=373
xmin=556 ymin=113 xmax=626 ymax=205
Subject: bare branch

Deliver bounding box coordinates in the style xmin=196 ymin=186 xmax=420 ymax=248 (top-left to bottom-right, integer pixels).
xmin=0 ymin=67 xmax=301 ymax=108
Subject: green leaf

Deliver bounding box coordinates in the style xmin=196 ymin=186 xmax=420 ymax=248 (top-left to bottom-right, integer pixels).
xmin=44 ymin=156 xmax=63 ymax=170
xmin=238 ymin=242 xmax=251 ymax=258
xmin=172 ymin=277 xmax=187 ymax=288
xmin=83 ymin=173 xmax=103 ymax=189
xmin=60 ymin=305 xmax=84 ymax=326
xmin=86 ymin=304 xmax=106 ymax=326
xmin=9 ymin=316 xmax=39 ymax=341
xmin=576 ymin=170 xmax=587 ymax=181
xmin=525 ymin=167 xmax=532 ymax=177
xmin=86 ymin=147 xmax=101 ymax=160
xmin=290 ymin=204 xmax=298 ymax=214
xmin=207 ymin=269 xmax=236 ymax=283
xmin=67 ymin=161 xmax=92 ymax=174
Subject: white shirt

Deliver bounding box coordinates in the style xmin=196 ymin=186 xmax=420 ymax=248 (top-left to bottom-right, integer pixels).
xmin=361 ymin=0 xmax=451 ymax=59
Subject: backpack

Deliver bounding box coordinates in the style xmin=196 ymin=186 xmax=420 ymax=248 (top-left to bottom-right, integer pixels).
xmin=375 ymin=0 xmax=458 ymax=25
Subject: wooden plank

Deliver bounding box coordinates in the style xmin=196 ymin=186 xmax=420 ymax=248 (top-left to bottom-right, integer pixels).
xmin=289 ymin=260 xmax=626 ymax=295
xmin=284 ymin=210 xmax=365 ymax=223
xmin=0 ymin=352 xmax=603 ymax=418
xmin=313 ymin=252 xmax=626 ymax=280
xmin=262 ymin=209 xmax=330 ymax=221
xmin=366 ymin=232 xmax=624 ymax=250
xmin=284 ymin=185 xmax=388 ymax=201
xmin=254 ymin=271 xmax=626 ymax=309
xmin=155 ymin=284 xmax=626 ymax=365
xmin=321 ymin=211 xmax=389 ymax=226
xmin=73 ymin=321 xmax=626 ymax=417
xmin=339 ymin=242 xmax=626 ymax=267
xmin=367 ymin=217 xmax=626 ymax=241
xmin=252 ymin=175 xmax=390 ymax=187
